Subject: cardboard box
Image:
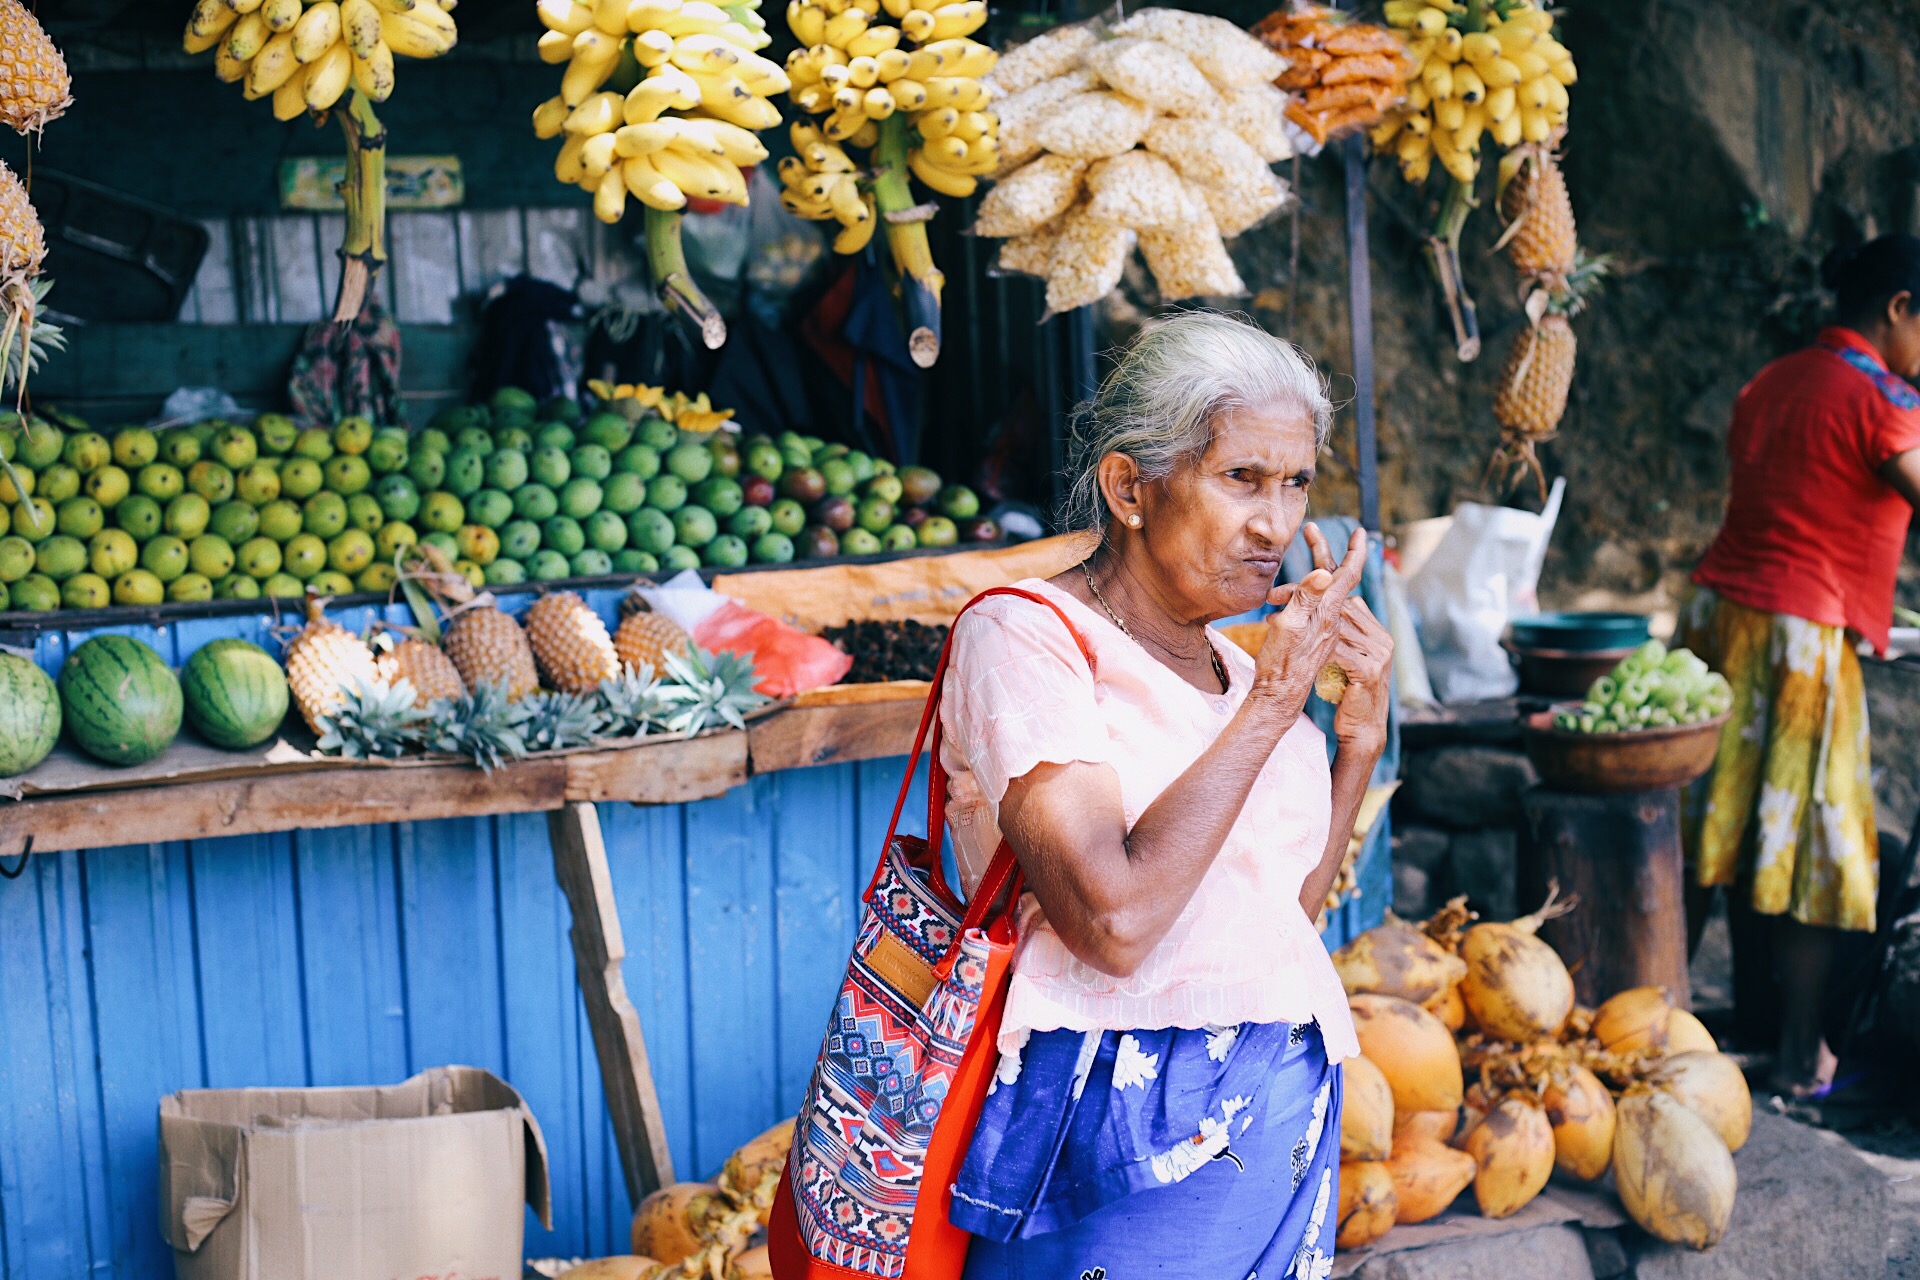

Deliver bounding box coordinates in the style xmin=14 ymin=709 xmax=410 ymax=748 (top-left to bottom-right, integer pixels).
xmin=159 ymin=1066 xmax=551 ymax=1280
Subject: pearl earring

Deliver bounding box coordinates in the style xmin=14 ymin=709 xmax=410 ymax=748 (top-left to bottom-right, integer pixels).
xmin=1127 ymin=514 xmax=1142 ymax=527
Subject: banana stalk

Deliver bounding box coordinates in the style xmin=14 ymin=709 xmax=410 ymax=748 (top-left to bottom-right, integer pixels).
xmin=645 ymin=206 xmax=727 ymax=350
xmin=331 ymin=90 xmax=388 ymax=324
xmin=1425 ymin=176 xmax=1480 ymax=361
xmin=872 ymin=113 xmax=941 ymax=368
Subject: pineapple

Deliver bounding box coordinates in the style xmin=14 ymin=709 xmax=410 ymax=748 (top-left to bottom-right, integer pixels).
xmin=521 ymin=690 xmax=609 ymax=752
xmin=0 ymin=0 xmax=69 ymax=138
xmin=424 ymin=681 xmax=533 ymax=772
xmin=0 ymin=159 xmax=43 ymax=280
xmin=660 ymin=645 xmax=771 ymax=738
xmin=614 ymin=602 xmax=693 ymax=676
xmin=525 ymin=591 xmax=620 ymax=693
xmin=1489 ymin=253 xmax=1607 ymax=495
xmin=284 ymin=593 xmax=381 ymax=733
xmin=374 ymin=634 xmax=467 ymax=707
xmin=597 ymin=665 xmax=676 ymax=739
xmin=314 ymin=678 xmax=429 ymax=759
xmin=1497 ymin=144 xmax=1577 ymax=288
xmin=443 ymin=602 xmax=539 ymax=701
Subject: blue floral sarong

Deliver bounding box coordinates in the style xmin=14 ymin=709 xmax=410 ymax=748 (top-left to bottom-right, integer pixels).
xmin=951 ymin=1021 xmax=1341 ymax=1279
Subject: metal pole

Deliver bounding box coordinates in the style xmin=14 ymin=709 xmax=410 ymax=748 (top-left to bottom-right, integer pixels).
xmin=1343 ymin=133 xmax=1381 ymax=533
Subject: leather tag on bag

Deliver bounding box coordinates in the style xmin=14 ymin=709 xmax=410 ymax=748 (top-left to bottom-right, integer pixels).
xmin=866 ymin=931 xmax=938 ymax=1009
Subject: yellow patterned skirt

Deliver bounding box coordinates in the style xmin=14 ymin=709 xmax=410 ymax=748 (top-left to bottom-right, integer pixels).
xmin=1679 ymin=589 xmax=1879 ymax=932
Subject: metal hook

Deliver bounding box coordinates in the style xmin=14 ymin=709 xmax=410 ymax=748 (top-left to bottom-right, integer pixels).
xmin=0 ymin=835 xmax=34 ymax=879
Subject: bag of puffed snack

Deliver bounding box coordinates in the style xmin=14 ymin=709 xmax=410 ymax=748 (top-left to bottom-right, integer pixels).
xmin=1219 ymin=83 xmax=1294 ymax=164
xmin=1045 ymin=204 xmax=1135 ymax=314
xmin=1143 ymin=117 xmax=1275 ymax=202
xmin=1139 ymin=206 xmax=1246 ymax=300
xmin=1084 ymin=37 xmax=1220 ymax=117
xmin=993 ymin=67 xmax=1101 ymax=171
xmin=1083 ymin=150 xmax=1204 ymax=232
xmin=1200 ymin=167 xmax=1289 ymax=238
xmin=1109 ymin=8 xmax=1287 ymax=88
xmin=973 ymin=154 xmax=1088 ymax=237
xmin=988 ymin=22 xmax=1099 ymax=98
xmin=996 ymin=225 xmax=1059 ymax=277
xmin=1033 ymin=91 xmax=1154 ymax=161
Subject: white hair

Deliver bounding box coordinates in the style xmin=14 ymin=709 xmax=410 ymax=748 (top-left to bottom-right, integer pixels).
xmin=1061 ymin=311 xmax=1334 ymax=533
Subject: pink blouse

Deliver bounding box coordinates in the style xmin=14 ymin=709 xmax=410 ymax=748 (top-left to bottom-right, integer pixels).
xmin=938 ymin=578 xmax=1361 ymax=1063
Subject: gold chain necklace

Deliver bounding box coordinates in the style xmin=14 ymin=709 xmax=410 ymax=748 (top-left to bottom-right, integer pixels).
xmin=1080 ymin=560 xmax=1228 ymax=693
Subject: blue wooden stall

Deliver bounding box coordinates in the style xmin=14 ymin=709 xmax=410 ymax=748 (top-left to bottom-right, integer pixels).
xmin=0 ymin=587 xmax=1392 ymax=1280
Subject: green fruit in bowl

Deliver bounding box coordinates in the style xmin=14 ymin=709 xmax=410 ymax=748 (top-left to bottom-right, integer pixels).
xmin=280 ymin=457 xmax=324 ymax=499
xmin=168 ymin=573 xmax=214 ymax=603
xmin=821 ymin=457 xmax=857 ymax=497
xmin=189 ymin=535 xmax=235 ymax=580
xmin=646 ymin=474 xmax=687 ymax=512
xmin=141 ymin=534 xmax=191 ymax=582
xmin=292 ymin=427 xmax=334 ymax=462
xmin=136 ymin=463 xmax=183 ymax=502
xmin=917 ymin=515 xmax=958 ymax=547
xmin=107 ymin=569 xmax=162 ymax=606
xmin=626 ymin=508 xmax=676 ymax=555
xmin=493 ymin=426 xmax=534 ymax=454
xmin=84 ymin=464 xmax=130 ymax=509
xmin=673 ymin=505 xmax=717 ymax=549
xmin=542 ymin=515 xmax=585 ymax=557
xmin=531 ymin=446 xmax=571 ymax=488
xmin=282 ymin=534 xmax=327 ymax=580
xmin=211 ymin=426 xmax=259 ymax=469
xmin=841 ymin=527 xmax=882 ymax=556
xmin=419 ymin=531 xmax=460 ymax=561
xmin=416 ymin=427 xmax=454 ymax=455
xmin=570 ymin=548 xmax=613 ymax=576
xmin=693 ymin=476 xmax=743 ymax=518
xmin=637 ymin=418 xmax=677 ymax=452
xmin=375 ymin=521 xmax=417 ymax=560
xmin=881 ymin=524 xmax=917 ymax=551
xmin=499 ymin=519 xmax=541 ymax=561
xmin=255 ymin=415 xmax=298 ymax=455
xmin=571 ymin=444 xmax=613 ymax=482
xmin=302 ymin=492 xmax=348 ymax=539
xmin=559 ymin=477 xmax=603 ymax=519
xmin=484 ymin=558 xmax=526 ymax=587
xmin=346 ymin=493 xmax=384 ymax=533
xmin=768 ymin=498 xmax=806 ymax=537
xmin=407 ymin=449 xmax=446 ymax=490
xmin=603 ymin=471 xmax=649 ymax=515
xmin=329 ymin=528 xmax=377 ymax=574
xmin=728 ymin=505 xmax=772 ymax=540
xmin=515 ymin=482 xmax=559 ymax=521
xmin=585 ymin=509 xmax=628 ymax=553
xmin=745 ymin=440 xmax=783 ymax=481
xmin=35 ymin=535 xmax=86 ymax=581
xmin=454 ymin=425 xmax=494 ymax=456
xmin=702 ymin=534 xmax=747 ymax=568
xmin=257 ymin=499 xmax=303 ymax=543
xmin=215 ymin=573 xmax=262 ymax=600
xmin=333 ymin=416 xmax=374 ymax=456
xmin=235 ymin=461 xmax=281 ymax=505
xmin=310 ymin=570 xmax=356 ymax=596
xmin=113 ymin=495 xmax=161 ymax=540
xmin=13 ymin=498 xmax=52 ymax=542
xmin=615 ymin=444 xmax=661 ymax=480
xmin=582 ymin=413 xmax=632 ymax=452
xmin=56 ymin=496 xmax=104 ymax=540
xmin=374 ymin=474 xmax=421 ymax=522
xmin=666 ymin=441 xmax=713 ymax=485
xmin=11 ymin=572 xmax=57 ymax=610
xmin=528 ymin=549 xmax=571 ymax=581
xmin=37 ymin=463 xmax=79 ymax=505
xmin=750 ymin=531 xmax=794 ymax=564
xmin=159 ymin=431 xmax=201 ymax=469
xmin=367 ymin=429 xmax=409 ymax=474
xmin=442 ymin=447 xmax=486 ymax=497
xmin=63 ymin=431 xmax=112 ymax=473
xmin=210 ymin=501 xmax=259 ymax=544
xmin=324 ymin=454 xmax=372 ymax=495
xmin=486 ymin=448 xmax=529 ymax=491
xmin=454 ymin=524 xmax=499 ymax=566
xmin=0 ymin=535 xmax=34 ymax=581
xmin=535 ymin=422 xmax=576 ymax=452
xmin=467 ymin=488 xmax=515 ymax=530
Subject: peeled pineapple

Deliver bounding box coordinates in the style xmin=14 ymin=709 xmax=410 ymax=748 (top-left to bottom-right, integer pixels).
xmin=526 ymin=591 xmax=620 ymax=693
xmin=443 ymin=602 xmax=540 ymax=701
xmin=375 ymin=636 xmax=467 ymax=707
xmin=0 ymin=0 xmax=69 ymax=137
xmin=284 ymin=595 xmax=380 ymax=733
xmin=614 ymin=606 xmax=692 ymax=677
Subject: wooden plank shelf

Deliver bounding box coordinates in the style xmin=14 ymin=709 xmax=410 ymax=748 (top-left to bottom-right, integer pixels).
xmin=0 ymin=697 xmax=927 ymax=856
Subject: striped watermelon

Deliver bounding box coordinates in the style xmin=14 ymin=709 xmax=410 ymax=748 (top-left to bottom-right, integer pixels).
xmin=59 ymin=635 xmax=182 ymax=766
xmin=0 ymin=653 xmax=60 ymax=776
xmin=182 ymin=638 xmax=290 ymax=750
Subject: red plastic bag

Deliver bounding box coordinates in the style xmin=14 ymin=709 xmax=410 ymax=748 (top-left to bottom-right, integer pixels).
xmin=692 ymin=599 xmax=853 ymax=697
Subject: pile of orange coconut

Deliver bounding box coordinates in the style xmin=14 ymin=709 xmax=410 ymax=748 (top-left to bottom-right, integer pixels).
xmin=1336 ymin=886 xmax=1748 ymax=1253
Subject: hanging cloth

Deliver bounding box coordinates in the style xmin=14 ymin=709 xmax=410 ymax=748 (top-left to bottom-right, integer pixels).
xmin=286 ymin=301 xmax=405 ymax=426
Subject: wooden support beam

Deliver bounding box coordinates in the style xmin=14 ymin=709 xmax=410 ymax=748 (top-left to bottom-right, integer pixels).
xmin=565 ymin=733 xmax=749 ymax=805
xmin=747 ymin=699 xmax=924 ymax=774
xmin=547 ymin=802 xmax=675 ymax=1205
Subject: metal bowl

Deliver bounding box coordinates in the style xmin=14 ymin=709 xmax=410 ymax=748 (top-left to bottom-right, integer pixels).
xmin=1509 ymin=612 xmax=1652 ymax=653
xmin=1506 ymin=643 xmax=1640 ymax=698
xmin=1523 ymin=709 xmax=1729 ymax=795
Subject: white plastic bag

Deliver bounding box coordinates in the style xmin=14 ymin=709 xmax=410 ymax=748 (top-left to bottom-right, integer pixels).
xmin=1405 ymin=479 xmax=1564 ymax=703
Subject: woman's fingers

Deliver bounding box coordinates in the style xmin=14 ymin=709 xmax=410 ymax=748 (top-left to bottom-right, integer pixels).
xmin=1329 ymin=528 xmax=1368 ymax=596
xmin=1304 ymin=521 xmax=1333 ymax=573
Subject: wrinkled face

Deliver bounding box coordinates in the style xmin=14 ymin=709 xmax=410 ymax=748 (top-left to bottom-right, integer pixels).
xmin=1131 ymin=403 xmax=1317 ymax=619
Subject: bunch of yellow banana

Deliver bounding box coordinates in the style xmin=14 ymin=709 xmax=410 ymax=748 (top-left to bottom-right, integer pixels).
xmin=183 ymin=0 xmax=456 ymax=118
xmin=777 ymin=122 xmax=879 ymax=253
xmin=533 ymin=0 xmax=789 ymax=223
xmin=783 ymin=0 xmax=998 ymax=198
xmin=1369 ymin=0 xmax=1573 ymax=185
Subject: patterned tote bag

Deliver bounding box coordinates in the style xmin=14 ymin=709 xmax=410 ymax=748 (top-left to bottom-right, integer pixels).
xmin=769 ymin=587 xmax=1094 ymax=1280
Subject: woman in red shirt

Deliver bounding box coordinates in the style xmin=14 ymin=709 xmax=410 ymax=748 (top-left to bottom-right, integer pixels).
xmin=1686 ymin=233 xmax=1920 ymax=1095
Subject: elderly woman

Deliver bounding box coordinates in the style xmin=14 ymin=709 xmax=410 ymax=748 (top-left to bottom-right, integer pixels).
xmin=940 ymin=312 xmax=1393 ymax=1278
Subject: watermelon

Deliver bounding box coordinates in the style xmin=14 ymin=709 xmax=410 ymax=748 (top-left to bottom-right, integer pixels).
xmin=181 ymin=638 xmax=290 ymax=750
xmin=59 ymin=635 xmax=182 ymax=766
xmin=0 ymin=653 xmax=60 ymax=776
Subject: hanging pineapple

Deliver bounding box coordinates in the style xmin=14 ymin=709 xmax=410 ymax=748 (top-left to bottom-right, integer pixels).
xmin=1497 ymin=143 xmax=1577 ymax=299
xmin=0 ymin=0 xmax=69 ymax=136
xmin=525 ymin=591 xmax=620 ymax=694
xmin=283 ymin=594 xmax=381 ymax=733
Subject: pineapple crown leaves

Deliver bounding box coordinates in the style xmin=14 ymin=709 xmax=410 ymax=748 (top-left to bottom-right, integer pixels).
xmin=424 ymin=680 xmax=533 ymax=772
xmin=659 ymin=644 xmax=771 ymax=738
xmin=1 ymin=277 xmax=62 ymax=399
xmin=315 ymin=677 xmax=431 ymax=760
xmin=521 ymin=689 xmax=611 ymax=753
xmin=595 ymin=662 xmax=677 ymax=738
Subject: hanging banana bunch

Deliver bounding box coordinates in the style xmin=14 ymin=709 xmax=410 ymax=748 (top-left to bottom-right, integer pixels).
xmin=532 ymin=0 xmax=787 ymax=349
xmin=184 ymin=0 xmax=460 ymax=322
xmin=780 ymin=0 xmax=998 ymax=367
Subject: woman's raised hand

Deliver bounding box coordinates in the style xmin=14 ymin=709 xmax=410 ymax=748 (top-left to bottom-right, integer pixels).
xmin=1250 ymin=524 xmax=1368 ymax=717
